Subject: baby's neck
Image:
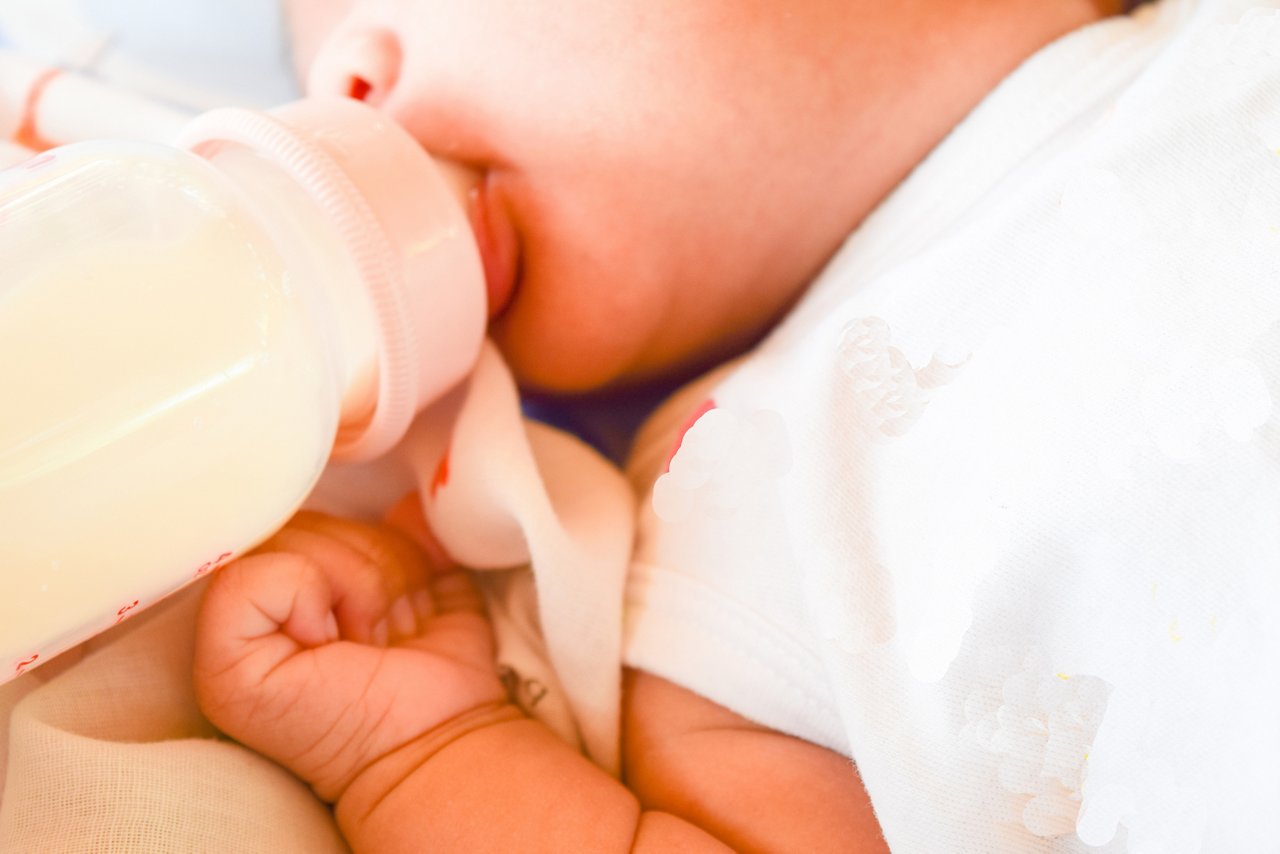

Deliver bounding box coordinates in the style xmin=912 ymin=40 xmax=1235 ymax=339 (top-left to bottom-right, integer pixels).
xmin=825 ymin=0 xmax=1124 ymax=236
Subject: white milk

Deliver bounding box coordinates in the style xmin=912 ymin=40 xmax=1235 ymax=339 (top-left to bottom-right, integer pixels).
xmin=0 ymin=189 xmax=335 ymax=678
xmin=0 ymin=96 xmax=489 ymax=683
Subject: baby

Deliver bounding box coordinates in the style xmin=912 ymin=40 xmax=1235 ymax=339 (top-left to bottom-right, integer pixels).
xmin=196 ymin=0 xmax=1280 ymax=851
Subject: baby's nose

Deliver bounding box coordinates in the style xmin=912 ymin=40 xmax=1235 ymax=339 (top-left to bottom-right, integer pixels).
xmin=306 ymin=27 xmax=402 ymax=106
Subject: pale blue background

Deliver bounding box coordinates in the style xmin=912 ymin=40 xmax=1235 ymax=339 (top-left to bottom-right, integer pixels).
xmin=0 ymin=0 xmax=299 ymax=107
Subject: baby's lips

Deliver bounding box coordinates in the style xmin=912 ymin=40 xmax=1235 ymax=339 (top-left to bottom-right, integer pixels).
xmin=427 ymin=156 xmax=517 ymax=319
xmin=408 ymin=147 xmax=518 ymax=321
xmin=466 ymin=176 xmax=520 ymax=320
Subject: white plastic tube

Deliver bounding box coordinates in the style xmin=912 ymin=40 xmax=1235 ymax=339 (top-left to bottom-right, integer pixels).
xmin=0 ymin=50 xmax=192 ymax=147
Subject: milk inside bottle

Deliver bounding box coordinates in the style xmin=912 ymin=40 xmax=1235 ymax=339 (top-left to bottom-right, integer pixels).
xmin=0 ymin=99 xmax=486 ymax=683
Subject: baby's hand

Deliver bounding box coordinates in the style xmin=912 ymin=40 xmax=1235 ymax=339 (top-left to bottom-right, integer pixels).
xmin=193 ymin=501 xmax=505 ymax=803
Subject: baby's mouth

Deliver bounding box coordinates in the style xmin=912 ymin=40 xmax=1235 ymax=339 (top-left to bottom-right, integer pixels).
xmin=466 ymin=175 xmax=520 ymax=321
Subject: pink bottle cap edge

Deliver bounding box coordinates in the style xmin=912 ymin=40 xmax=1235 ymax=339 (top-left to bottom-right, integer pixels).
xmin=175 ymin=99 xmax=486 ymax=461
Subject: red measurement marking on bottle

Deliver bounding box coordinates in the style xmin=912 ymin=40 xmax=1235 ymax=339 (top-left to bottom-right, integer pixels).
xmin=430 ymin=448 xmax=451 ymax=498
xmin=115 ymin=600 xmax=140 ymax=624
xmin=14 ymin=653 xmax=39 ymax=675
xmin=193 ymin=551 xmax=235 ymax=578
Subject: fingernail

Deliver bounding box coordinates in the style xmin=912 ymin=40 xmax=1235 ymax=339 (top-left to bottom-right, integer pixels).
xmin=411 ymin=588 xmax=433 ymax=621
xmin=389 ymin=595 xmax=417 ymax=638
xmin=324 ymin=612 xmax=339 ymax=643
xmin=372 ymin=618 xmax=389 ymax=647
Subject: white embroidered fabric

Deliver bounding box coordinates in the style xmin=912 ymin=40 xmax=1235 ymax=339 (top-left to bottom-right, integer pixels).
xmin=624 ymin=1 xmax=1280 ymax=850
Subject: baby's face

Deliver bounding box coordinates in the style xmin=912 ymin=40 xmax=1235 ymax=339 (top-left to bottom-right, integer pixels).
xmin=290 ymin=0 xmax=866 ymax=392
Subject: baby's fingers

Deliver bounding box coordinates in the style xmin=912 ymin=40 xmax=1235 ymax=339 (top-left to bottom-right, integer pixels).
xmin=257 ymin=512 xmax=425 ymax=645
xmin=193 ymin=553 xmax=337 ymax=721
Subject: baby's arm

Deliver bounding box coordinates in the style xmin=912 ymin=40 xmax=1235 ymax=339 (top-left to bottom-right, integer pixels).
xmin=334 ymin=688 xmax=728 ymax=852
xmin=623 ymin=670 xmax=888 ymax=852
xmin=335 ymin=673 xmax=887 ymax=853
xmin=194 ymin=506 xmax=884 ymax=852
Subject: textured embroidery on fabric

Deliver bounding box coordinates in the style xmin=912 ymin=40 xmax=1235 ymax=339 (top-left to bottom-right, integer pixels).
xmin=829 ymin=315 xmax=974 ymax=674
xmin=963 ymin=648 xmax=1112 ymax=841
xmin=664 ymin=398 xmax=717 ymax=474
xmin=1076 ymin=687 xmax=1212 ymax=854
xmin=652 ymin=405 xmax=790 ymax=523
xmin=834 ymin=316 xmax=966 ymax=439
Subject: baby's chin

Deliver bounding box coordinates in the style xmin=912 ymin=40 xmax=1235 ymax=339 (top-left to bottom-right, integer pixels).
xmin=488 ymin=288 xmax=762 ymax=396
xmin=492 ymin=329 xmax=635 ymax=396
xmin=492 ymin=331 xmax=730 ymax=405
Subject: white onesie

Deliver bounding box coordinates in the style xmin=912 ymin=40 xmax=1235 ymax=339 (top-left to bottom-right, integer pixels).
xmin=622 ymin=1 xmax=1280 ymax=851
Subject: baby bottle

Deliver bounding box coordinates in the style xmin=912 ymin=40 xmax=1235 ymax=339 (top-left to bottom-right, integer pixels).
xmin=0 ymin=98 xmax=486 ymax=684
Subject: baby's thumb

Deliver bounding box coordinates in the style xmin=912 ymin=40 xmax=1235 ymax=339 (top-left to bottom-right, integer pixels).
xmin=193 ymin=554 xmax=337 ymax=711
